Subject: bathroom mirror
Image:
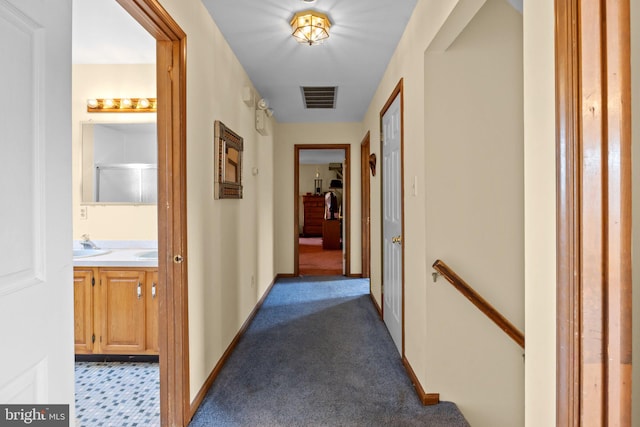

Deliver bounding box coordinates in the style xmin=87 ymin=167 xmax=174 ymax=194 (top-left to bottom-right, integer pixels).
xmin=81 ymin=122 xmax=157 ymax=204
xmin=214 ymin=120 xmax=244 ymax=199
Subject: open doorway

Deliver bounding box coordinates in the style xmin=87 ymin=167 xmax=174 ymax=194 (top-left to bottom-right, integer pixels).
xmin=72 ymin=1 xmax=189 ymax=426
xmin=294 ymin=145 xmax=351 ymax=276
xmin=72 ymin=2 xmax=160 ymax=426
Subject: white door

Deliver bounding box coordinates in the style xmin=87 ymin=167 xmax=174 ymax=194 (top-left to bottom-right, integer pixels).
xmin=382 ymin=94 xmax=403 ymax=355
xmin=0 ymin=0 xmax=74 ymax=418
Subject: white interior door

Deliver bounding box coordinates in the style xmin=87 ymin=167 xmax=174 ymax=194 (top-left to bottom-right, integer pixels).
xmin=0 ymin=0 xmax=74 ymax=417
xmin=382 ymin=95 xmax=403 ymax=355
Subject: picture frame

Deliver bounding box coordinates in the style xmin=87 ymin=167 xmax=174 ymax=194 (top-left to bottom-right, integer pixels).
xmin=214 ymin=120 xmax=243 ymax=199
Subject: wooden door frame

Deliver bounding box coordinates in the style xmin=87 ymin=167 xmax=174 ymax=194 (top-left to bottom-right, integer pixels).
xmin=116 ymin=1 xmax=190 ymax=426
xmin=555 ymin=0 xmax=631 ymax=424
xmin=360 ymin=132 xmax=371 ymax=279
xmin=379 ymin=79 xmax=405 ymax=356
xmin=294 ymin=144 xmax=351 ymax=277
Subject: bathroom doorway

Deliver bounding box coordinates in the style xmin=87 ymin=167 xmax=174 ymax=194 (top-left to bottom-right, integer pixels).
xmin=72 ymin=1 xmax=188 ymax=426
xmin=294 ymin=144 xmax=351 ymax=276
xmin=72 ymin=2 xmax=160 ymax=426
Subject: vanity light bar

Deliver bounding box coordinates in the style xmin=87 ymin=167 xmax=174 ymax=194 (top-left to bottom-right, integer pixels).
xmin=86 ymin=98 xmax=157 ymax=113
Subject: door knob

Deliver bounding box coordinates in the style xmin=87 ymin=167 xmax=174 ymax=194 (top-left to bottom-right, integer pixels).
xmin=392 ymin=235 xmax=402 ymax=244
xmin=174 ymin=255 xmax=184 ymax=263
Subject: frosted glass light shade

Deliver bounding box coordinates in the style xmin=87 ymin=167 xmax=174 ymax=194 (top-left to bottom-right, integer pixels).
xmin=290 ymin=11 xmax=331 ymax=46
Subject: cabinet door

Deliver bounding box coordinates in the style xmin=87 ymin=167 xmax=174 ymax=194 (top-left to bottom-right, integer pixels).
xmin=146 ymin=270 xmax=159 ymax=353
xmin=74 ymin=269 xmax=94 ymax=354
xmin=98 ymin=270 xmax=146 ymax=354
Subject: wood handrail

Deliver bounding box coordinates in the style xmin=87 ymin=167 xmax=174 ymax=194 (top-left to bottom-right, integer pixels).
xmin=432 ymin=260 xmax=524 ymax=349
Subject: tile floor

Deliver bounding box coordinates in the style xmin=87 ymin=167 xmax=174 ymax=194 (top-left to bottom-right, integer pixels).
xmin=75 ymin=362 xmax=160 ymax=427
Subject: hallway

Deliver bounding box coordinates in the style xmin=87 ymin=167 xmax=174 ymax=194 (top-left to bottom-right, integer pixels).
xmin=189 ymin=276 xmax=468 ymax=426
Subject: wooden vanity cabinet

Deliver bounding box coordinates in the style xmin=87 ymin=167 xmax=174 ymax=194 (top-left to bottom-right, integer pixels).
xmin=98 ymin=270 xmax=147 ymax=354
xmin=73 ymin=267 xmax=158 ymax=355
xmin=73 ymin=269 xmax=94 ymax=354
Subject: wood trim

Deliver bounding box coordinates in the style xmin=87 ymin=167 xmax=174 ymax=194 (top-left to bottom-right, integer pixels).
xmin=402 ymin=356 xmax=439 ymax=406
xmin=555 ymin=0 xmax=632 ymax=424
xmin=370 ymin=290 xmax=438 ymax=407
xmin=116 ymin=0 xmax=185 ymax=41
xmin=293 ymin=144 xmax=351 ymax=277
xmin=117 ymin=1 xmax=189 ymax=426
xmin=369 ymin=293 xmax=382 ymax=318
xmin=379 ymin=78 xmax=405 ymax=356
xmin=432 ymin=260 xmax=524 ymax=349
xmin=276 ymin=273 xmax=298 ymax=279
xmin=360 ymin=132 xmax=371 ymax=279
xmin=294 ymin=149 xmax=300 ymax=276
xmin=344 ymin=147 xmax=351 ymax=277
xmin=554 ymin=0 xmax=580 ymax=423
xmin=189 ymin=276 xmax=278 ymax=417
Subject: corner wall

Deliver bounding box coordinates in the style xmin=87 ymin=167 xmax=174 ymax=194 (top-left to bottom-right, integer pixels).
xmin=157 ymin=0 xmax=276 ymax=403
xmin=523 ymin=0 xmax=556 ymax=426
xmin=423 ymin=1 xmax=524 ymax=425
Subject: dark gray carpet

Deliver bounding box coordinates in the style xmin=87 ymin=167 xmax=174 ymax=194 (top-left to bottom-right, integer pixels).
xmin=189 ymin=276 xmax=469 ymax=427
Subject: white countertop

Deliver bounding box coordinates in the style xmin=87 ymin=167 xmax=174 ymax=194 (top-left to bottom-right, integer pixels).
xmin=73 ymin=241 xmax=158 ymax=268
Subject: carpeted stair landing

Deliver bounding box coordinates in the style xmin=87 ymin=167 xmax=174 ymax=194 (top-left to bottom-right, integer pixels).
xmin=189 ymin=276 xmax=469 ymax=426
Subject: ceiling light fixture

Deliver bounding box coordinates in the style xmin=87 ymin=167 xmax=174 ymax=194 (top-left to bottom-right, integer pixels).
xmin=290 ymin=10 xmax=331 ymax=46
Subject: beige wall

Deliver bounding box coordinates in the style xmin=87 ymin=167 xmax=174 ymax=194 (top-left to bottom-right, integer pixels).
xmin=423 ymin=1 xmax=524 ymax=425
xmin=274 ymin=122 xmax=363 ymax=275
xmin=523 ymin=0 xmax=556 ymax=426
xmin=362 ymin=0 xmax=525 ymax=425
xmin=632 ymin=0 xmax=639 ymax=424
xmin=72 ymin=64 xmax=158 ymax=240
xmin=157 ymin=0 xmax=276 ymax=402
xmin=299 ymin=163 xmax=334 ymax=195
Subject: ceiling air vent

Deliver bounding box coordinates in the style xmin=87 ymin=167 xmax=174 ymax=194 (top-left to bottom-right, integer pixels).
xmin=301 ymin=86 xmax=337 ymax=109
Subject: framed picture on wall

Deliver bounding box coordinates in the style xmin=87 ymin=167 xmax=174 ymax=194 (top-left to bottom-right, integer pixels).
xmin=214 ymin=120 xmax=243 ymax=199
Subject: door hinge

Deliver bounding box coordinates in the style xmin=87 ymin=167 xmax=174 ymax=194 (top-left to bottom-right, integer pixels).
xmin=91 ymin=277 xmax=95 ymax=286
xmin=91 ymin=334 xmax=95 ymax=343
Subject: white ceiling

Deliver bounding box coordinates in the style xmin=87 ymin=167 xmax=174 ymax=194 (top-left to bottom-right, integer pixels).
xmin=72 ymin=0 xmax=522 ymax=123
xmin=72 ymin=0 xmax=155 ymax=64
xmin=201 ymin=0 xmax=418 ymax=123
xmin=72 ymin=0 xmax=417 ymax=123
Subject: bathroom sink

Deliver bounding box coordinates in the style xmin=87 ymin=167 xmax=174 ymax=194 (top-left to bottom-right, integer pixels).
xmin=73 ymin=249 xmax=111 ymax=258
xmin=136 ymin=250 xmax=158 ymax=259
